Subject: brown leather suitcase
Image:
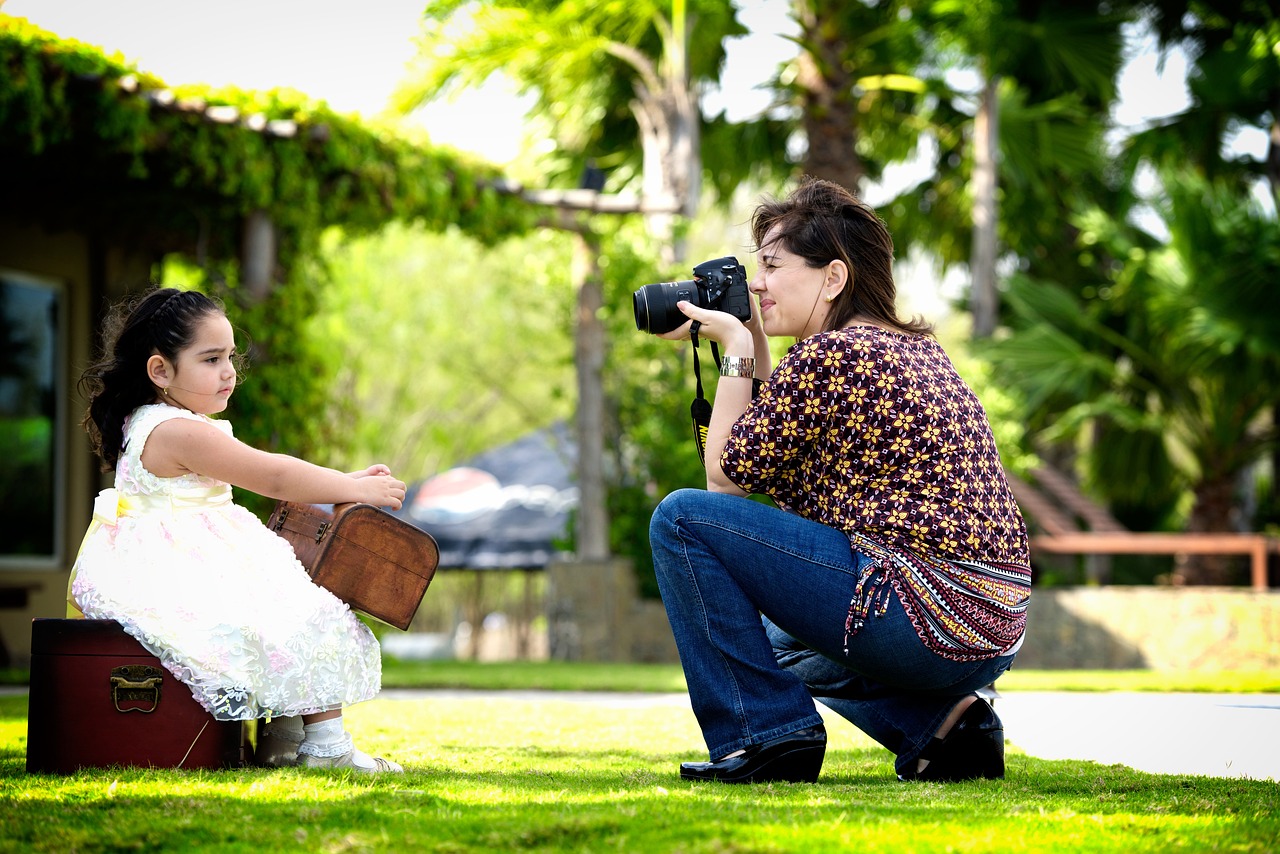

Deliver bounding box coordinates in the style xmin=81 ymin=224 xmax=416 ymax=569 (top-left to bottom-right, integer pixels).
xmin=267 ymin=501 xmax=439 ymax=631
xmin=26 ymin=618 xmax=247 ymax=773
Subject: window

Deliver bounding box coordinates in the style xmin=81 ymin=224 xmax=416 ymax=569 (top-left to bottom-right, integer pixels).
xmin=0 ymin=270 xmax=64 ymax=567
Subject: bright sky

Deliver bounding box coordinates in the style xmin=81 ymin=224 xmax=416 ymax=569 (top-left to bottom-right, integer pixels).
xmin=7 ymin=0 xmax=1252 ymax=168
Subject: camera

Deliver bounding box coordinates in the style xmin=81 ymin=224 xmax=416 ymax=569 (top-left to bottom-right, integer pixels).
xmin=632 ymin=256 xmax=752 ymax=334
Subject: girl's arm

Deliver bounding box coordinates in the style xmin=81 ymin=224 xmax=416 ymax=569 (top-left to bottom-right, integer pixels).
xmin=142 ymin=419 xmax=406 ymax=509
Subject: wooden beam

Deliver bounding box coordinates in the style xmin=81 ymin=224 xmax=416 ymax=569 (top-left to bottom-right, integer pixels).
xmin=1029 ymin=533 xmax=1279 ymax=591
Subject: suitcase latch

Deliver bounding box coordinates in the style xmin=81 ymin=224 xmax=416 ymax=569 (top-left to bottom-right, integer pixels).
xmin=315 ymin=521 xmax=329 ymax=543
xmin=271 ymin=508 xmax=288 ymax=532
xmin=110 ymin=665 xmax=163 ymax=713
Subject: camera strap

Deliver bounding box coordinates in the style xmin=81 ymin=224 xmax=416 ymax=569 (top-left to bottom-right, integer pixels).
xmin=689 ymin=322 xmax=719 ymax=464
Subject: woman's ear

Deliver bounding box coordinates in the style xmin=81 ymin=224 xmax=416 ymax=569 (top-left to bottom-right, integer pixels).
xmin=146 ymin=354 xmax=170 ymax=390
xmin=825 ymin=259 xmax=850 ymax=300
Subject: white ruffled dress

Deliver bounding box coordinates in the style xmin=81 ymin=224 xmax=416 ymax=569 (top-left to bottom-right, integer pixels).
xmin=71 ymin=403 xmax=382 ymax=721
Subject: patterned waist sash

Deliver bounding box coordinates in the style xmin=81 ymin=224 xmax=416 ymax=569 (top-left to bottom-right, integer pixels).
xmin=845 ymin=533 xmax=1031 ymax=662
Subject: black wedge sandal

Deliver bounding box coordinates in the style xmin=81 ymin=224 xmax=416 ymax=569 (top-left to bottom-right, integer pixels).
xmin=899 ymin=696 xmax=1005 ymax=782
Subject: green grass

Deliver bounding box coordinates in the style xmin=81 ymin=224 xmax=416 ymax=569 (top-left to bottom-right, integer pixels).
xmin=7 ymin=660 xmax=1278 ymax=693
xmin=0 ymin=692 xmax=1276 ymax=852
xmin=377 ymin=660 xmax=1280 ymax=695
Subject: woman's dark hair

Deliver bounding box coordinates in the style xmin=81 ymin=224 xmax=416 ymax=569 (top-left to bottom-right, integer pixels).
xmin=79 ymin=287 xmax=227 ymax=470
xmin=751 ymin=176 xmax=933 ymax=337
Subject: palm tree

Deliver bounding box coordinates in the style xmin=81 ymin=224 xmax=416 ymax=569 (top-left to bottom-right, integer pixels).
xmin=391 ymin=0 xmax=758 ymax=562
xmin=989 ymin=170 xmax=1280 ymax=584
xmin=393 ymin=0 xmax=751 ymax=265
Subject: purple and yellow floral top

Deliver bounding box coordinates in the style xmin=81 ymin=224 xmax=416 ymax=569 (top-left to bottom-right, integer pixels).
xmin=722 ymin=327 xmax=1031 ymax=661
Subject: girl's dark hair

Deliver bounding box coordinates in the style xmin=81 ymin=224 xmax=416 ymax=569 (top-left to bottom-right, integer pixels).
xmin=79 ymin=287 xmax=227 ymax=470
xmin=751 ymin=176 xmax=933 ymax=337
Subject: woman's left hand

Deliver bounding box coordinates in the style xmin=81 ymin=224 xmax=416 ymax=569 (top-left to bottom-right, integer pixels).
xmin=658 ymin=301 xmax=755 ymax=352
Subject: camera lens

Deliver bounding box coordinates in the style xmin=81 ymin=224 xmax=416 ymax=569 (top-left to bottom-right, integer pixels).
xmin=633 ymin=280 xmax=697 ymax=334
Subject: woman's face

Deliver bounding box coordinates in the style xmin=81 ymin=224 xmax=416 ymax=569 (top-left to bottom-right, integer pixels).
xmin=750 ymin=227 xmax=831 ymax=339
xmin=163 ymin=313 xmax=238 ymax=415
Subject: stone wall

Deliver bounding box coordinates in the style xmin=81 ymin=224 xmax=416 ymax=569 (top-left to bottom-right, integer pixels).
xmin=1015 ymin=587 xmax=1280 ymax=670
xmin=548 ymin=556 xmax=1280 ymax=669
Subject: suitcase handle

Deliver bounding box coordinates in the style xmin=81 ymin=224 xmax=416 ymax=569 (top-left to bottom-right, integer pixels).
xmin=110 ymin=665 xmax=163 ymax=713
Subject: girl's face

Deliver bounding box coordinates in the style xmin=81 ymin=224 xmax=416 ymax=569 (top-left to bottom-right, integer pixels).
xmin=749 ymin=226 xmax=835 ymax=339
xmin=160 ymin=313 xmax=237 ymax=415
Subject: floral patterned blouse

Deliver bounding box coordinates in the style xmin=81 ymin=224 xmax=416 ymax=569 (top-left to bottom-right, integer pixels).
xmin=721 ymin=326 xmax=1031 ymax=660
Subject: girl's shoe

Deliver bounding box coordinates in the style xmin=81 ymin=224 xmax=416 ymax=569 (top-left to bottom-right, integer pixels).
xmin=298 ymin=750 xmax=404 ymax=774
xmin=899 ymin=697 xmax=1005 ymax=782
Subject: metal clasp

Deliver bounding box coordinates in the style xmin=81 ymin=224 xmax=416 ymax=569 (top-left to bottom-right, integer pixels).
xmin=271 ymin=508 xmax=289 ymax=532
xmin=315 ymin=521 xmax=329 ymax=543
xmin=110 ymin=665 xmax=163 ymax=713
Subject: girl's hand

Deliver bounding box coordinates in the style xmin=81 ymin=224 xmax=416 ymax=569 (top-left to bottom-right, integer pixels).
xmin=349 ymin=464 xmax=392 ymax=478
xmin=361 ymin=474 xmax=407 ymax=510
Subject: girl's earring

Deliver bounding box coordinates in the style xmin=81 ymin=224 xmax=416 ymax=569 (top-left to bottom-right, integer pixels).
xmin=162 ymin=387 xmax=170 ymax=397
xmin=825 ymin=294 xmax=835 ymax=303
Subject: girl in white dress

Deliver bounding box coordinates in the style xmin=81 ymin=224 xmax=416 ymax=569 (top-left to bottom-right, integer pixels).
xmin=72 ymin=287 xmax=405 ymax=774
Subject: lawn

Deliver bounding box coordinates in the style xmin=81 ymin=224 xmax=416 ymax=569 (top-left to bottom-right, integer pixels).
xmin=2 ymin=665 xmax=1278 ymax=852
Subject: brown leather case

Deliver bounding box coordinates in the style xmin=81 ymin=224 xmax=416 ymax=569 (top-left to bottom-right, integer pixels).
xmin=26 ymin=618 xmax=247 ymax=773
xmin=266 ymin=501 xmax=439 ymax=631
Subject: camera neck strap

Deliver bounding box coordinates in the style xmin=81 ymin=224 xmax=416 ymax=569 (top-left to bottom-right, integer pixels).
xmin=689 ymin=322 xmax=719 ymax=464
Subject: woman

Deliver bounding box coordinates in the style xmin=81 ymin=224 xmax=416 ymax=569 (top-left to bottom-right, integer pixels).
xmin=650 ymin=177 xmax=1030 ymax=784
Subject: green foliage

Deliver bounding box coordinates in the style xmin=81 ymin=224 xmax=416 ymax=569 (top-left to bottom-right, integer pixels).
xmin=311 ymin=223 xmax=577 ymax=478
xmin=985 ymin=168 xmax=1280 ymax=542
xmin=597 ymin=230 xmax=710 ymax=596
xmin=1 ymin=14 xmax=541 ymax=475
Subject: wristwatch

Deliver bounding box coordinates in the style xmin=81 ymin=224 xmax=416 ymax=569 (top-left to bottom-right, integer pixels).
xmin=720 ymin=355 xmax=756 ymax=378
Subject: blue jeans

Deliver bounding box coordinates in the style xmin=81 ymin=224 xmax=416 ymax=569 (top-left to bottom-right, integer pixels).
xmin=650 ymin=488 xmax=1017 ymax=777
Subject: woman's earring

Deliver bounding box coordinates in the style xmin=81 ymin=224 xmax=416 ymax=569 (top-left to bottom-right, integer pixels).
xmin=825 ymin=294 xmax=835 ymax=303
xmin=162 ymin=387 xmax=170 ymax=397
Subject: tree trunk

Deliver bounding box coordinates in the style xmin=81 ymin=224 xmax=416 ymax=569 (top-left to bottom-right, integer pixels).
xmin=572 ymin=230 xmax=610 ymax=561
xmin=1181 ymin=473 xmax=1241 ymax=585
xmin=795 ymin=0 xmax=865 ymax=192
xmin=970 ymin=73 xmax=1000 ymax=339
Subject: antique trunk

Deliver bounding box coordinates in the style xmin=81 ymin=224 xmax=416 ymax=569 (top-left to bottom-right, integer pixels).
xmin=266 ymin=501 xmax=439 ymax=631
xmin=26 ymin=618 xmax=247 ymax=773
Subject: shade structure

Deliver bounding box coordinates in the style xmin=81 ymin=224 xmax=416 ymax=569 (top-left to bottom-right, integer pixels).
xmin=396 ymin=423 xmax=578 ymax=570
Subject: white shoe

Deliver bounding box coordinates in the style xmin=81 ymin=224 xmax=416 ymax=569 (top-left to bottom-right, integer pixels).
xmin=298 ymin=749 xmax=404 ymax=774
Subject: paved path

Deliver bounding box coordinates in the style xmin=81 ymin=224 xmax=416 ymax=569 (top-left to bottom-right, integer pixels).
xmin=994 ymin=691 xmax=1280 ymax=782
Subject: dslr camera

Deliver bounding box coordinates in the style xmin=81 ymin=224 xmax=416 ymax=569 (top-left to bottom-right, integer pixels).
xmin=632 ymin=256 xmax=752 ymax=334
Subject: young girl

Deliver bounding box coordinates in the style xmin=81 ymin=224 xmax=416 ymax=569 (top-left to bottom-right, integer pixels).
xmin=71 ymin=287 xmax=406 ymax=774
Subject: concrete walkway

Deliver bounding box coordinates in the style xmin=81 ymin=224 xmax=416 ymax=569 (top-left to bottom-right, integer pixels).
xmin=994 ymin=691 xmax=1280 ymax=782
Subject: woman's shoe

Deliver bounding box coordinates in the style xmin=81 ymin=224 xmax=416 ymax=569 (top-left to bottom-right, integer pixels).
xmin=900 ymin=696 xmax=1005 ymax=782
xmin=680 ymin=725 xmax=826 ymax=784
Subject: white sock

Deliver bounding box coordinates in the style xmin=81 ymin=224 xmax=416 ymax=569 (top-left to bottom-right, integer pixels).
xmin=297 ymin=718 xmax=380 ymax=770
xmin=298 ymin=718 xmax=350 ymax=758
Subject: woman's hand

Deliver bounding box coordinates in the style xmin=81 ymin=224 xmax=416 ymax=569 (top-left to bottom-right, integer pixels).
xmin=658 ymin=301 xmax=756 ymax=354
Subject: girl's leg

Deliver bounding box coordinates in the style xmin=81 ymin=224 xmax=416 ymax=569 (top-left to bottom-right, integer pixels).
xmin=296 ymin=707 xmax=403 ymax=774
xmin=650 ymin=489 xmax=863 ymax=760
